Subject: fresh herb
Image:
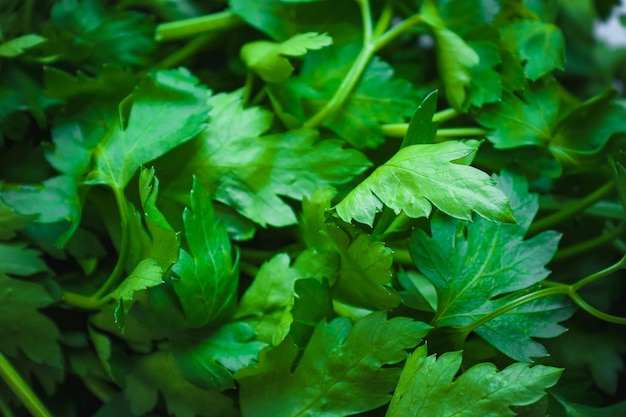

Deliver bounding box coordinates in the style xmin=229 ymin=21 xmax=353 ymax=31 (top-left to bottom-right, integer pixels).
xmin=1 ymin=0 xmax=626 ymax=416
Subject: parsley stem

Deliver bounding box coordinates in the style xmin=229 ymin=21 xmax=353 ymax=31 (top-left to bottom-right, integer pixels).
xmin=528 ymin=179 xmax=615 ymax=236
xmin=155 ymin=10 xmax=243 ymax=42
xmin=92 ymin=189 xmax=130 ymax=300
xmin=553 ymin=221 xmax=626 ymax=261
xmin=62 ymin=291 xmax=108 ymax=309
xmin=432 ymin=108 xmax=460 ymax=123
xmin=371 ymin=13 xmax=423 ymax=53
xmin=572 ymin=252 xmax=626 ymax=291
xmin=373 ymin=2 xmax=394 ymax=38
xmin=436 ymin=127 xmax=490 ymax=138
xmin=569 ymin=292 xmax=626 ymax=325
xmin=0 ymin=352 xmax=53 ymax=417
xmin=356 ymin=0 xmax=373 ymax=44
xmin=462 ymin=286 xmax=571 ymax=333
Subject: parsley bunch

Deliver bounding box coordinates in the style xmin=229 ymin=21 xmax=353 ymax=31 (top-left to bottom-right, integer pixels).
xmin=1 ymin=0 xmax=626 ymax=416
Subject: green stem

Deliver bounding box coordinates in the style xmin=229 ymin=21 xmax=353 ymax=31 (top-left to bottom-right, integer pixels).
xmin=357 ymin=0 xmax=373 ymax=44
xmin=432 ymin=108 xmax=460 ymax=123
xmin=572 ymin=252 xmax=626 ymax=291
xmin=537 ymin=197 xmax=624 ymax=220
xmin=436 ymin=127 xmax=490 ymax=138
xmin=92 ymin=189 xmax=130 ymax=300
xmin=62 ymin=291 xmax=109 ymax=310
xmin=153 ymin=34 xmax=213 ymax=69
xmin=392 ymin=248 xmax=413 ymax=266
xmin=303 ymin=10 xmax=423 ymax=129
xmin=155 ymin=10 xmax=243 ymax=42
xmin=569 ymin=292 xmax=626 ymax=324
xmin=242 ymin=71 xmax=255 ymax=104
xmin=21 ymin=0 xmax=34 ymax=33
xmin=553 ymin=221 xmax=626 ymax=261
xmin=463 ymin=286 xmax=571 ymax=332
xmin=528 ymin=179 xmax=615 ymax=236
xmin=0 ymin=352 xmax=53 ymax=417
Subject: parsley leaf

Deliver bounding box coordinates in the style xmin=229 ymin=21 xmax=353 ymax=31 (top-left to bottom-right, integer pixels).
xmin=162 ymin=91 xmax=370 ymax=227
xmin=236 ymin=312 xmax=431 ymax=417
xmin=336 ymin=140 xmax=514 ymax=226
xmin=241 ymin=32 xmax=333 ymax=83
xmin=410 ymin=171 xmax=574 ymax=361
xmin=87 ymin=69 xmax=210 ymax=191
xmin=171 ymin=178 xmax=238 ymax=328
xmin=387 ymin=345 xmax=562 ymax=417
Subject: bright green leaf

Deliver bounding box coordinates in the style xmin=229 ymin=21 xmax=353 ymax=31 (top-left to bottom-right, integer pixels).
xmin=386 ymin=345 xmax=562 ymax=417
xmin=0 ymin=34 xmax=46 ymax=57
xmin=87 ymin=69 xmax=211 ymax=191
xmin=401 ymin=90 xmax=438 ymax=147
xmin=410 ymin=171 xmax=574 ymax=361
xmin=171 ymin=178 xmax=238 ymax=328
xmin=162 ymin=91 xmax=370 ymax=227
xmin=241 ymin=32 xmax=332 ymax=83
xmin=336 ymin=140 xmax=515 ymax=226
xmin=237 ymin=312 xmax=431 ymax=417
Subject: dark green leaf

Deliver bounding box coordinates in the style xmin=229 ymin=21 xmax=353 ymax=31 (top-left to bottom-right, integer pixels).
xmin=410 ymin=171 xmax=574 ymax=361
xmin=0 ymin=243 xmax=49 ymax=276
xmin=172 ymin=322 xmax=266 ymax=391
xmin=237 ymin=312 xmax=431 ymax=417
xmin=401 ymin=90 xmax=438 ymax=147
xmin=0 ymin=34 xmax=46 ymax=57
xmin=0 ymin=274 xmax=62 ymax=367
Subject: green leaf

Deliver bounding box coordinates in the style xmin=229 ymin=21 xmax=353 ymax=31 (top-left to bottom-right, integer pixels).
xmin=162 ymin=91 xmax=370 ymax=227
xmin=241 ymin=32 xmax=332 ymax=83
xmin=401 ymin=90 xmax=438 ymax=147
xmin=386 ymin=345 xmax=562 ymax=417
xmin=465 ymin=40 xmax=502 ymax=108
xmin=476 ymin=80 xmax=561 ymax=149
xmin=288 ymin=43 xmax=419 ymax=148
xmin=301 ymin=189 xmax=401 ymax=310
xmin=500 ymin=20 xmax=565 ymax=80
xmin=171 ymin=178 xmax=238 ymax=328
xmin=48 ymin=0 xmax=155 ymax=70
xmin=0 ymin=199 xmax=32 ymax=240
xmin=230 ymin=0 xmax=360 ymax=43
xmin=421 ymin=0 xmax=479 ymax=111
xmin=172 ymin=322 xmax=266 ymax=391
xmin=110 ymin=258 xmax=163 ymax=329
xmin=0 ymin=34 xmax=46 ymax=57
xmin=410 ymin=171 xmax=574 ymax=361
xmin=236 ymin=312 xmax=431 ymax=417
xmin=235 ymin=253 xmax=301 ymax=344
xmin=288 ymin=278 xmax=335 ymax=348
xmin=124 ymin=350 xmax=239 ymax=417
xmin=137 ymin=166 xmax=179 ymax=271
xmin=0 ymin=274 xmax=62 ymax=367
xmin=336 ymin=140 xmax=515 ymax=227
xmin=87 ymin=69 xmax=211 ymax=191
xmin=0 ymin=243 xmax=49 ymax=276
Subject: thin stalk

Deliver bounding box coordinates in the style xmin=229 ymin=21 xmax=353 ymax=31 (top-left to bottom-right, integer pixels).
xmin=371 ymin=13 xmax=423 ymax=52
xmin=155 ymin=10 xmax=243 ymax=42
xmin=436 ymin=127 xmax=490 ymax=138
xmin=153 ymin=34 xmax=213 ymax=69
xmin=537 ymin=197 xmax=623 ymax=220
xmin=553 ymin=221 xmax=626 ymax=261
xmin=0 ymin=352 xmax=53 ymax=417
xmin=92 ymin=189 xmax=130 ymax=300
xmin=392 ymin=248 xmax=413 ymax=266
xmin=432 ymin=108 xmax=460 ymax=123
xmin=62 ymin=291 xmax=109 ymax=310
xmin=21 ymin=0 xmax=34 ymax=33
xmin=382 ymin=123 xmax=409 ymax=138
xmin=569 ymin=292 xmax=626 ymax=324
xmin=463 ymin=286 xmax=571 ymax=332
xmin=242 ymin=71 xmax=255 ymax=104
xmin=529 ymin=179 xmax=615 ymax=235
xmin=572 ymin=252 xmax=626 ymax=291
xmin=357 ymin=0 xmax=373 ymax=44
xmin=303 ymin=44 xmax=375 ymax=129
